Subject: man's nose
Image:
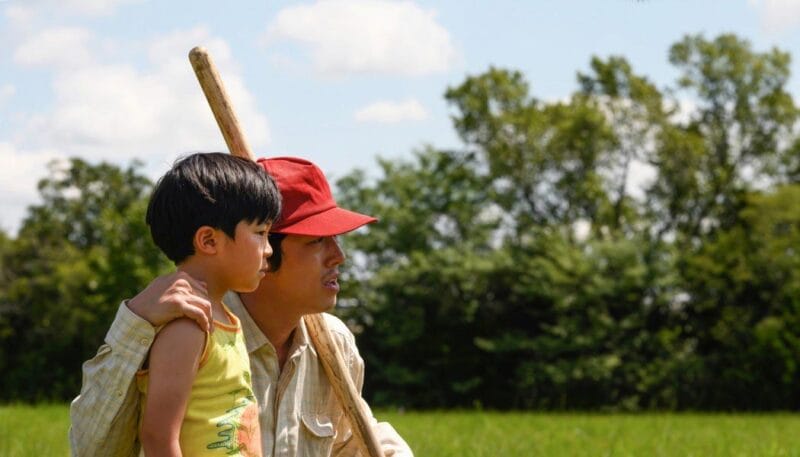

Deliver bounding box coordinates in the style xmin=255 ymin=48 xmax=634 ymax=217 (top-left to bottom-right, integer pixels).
xmin=325 ymin=236 xmax=345 ymax=266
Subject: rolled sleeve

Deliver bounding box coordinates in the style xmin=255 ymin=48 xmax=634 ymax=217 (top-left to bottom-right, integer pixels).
xmin=328 ymin=316 xmax=414 ymax=457
xmin=69 ymin=301 xmax=156 ymax=457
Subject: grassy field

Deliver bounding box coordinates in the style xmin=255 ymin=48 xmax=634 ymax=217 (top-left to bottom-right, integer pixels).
xmin=382 ymin=411 xmax=800 ymax=456
xmin=1 ymin=405 xmax=799 ymax=456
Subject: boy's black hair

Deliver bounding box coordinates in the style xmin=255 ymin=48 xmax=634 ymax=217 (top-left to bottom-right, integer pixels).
xmin=146 ymin=152 xmax=281 ymax=264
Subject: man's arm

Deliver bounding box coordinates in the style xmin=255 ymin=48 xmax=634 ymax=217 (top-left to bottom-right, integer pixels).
xmin=69 ymin=301 xmax=156 ymax=457
xmin=128 ymin=271 xmax=213 ymax=332
xmin=69 ymin=271 xmax=212 ymax=457
xmin=326 ymin=315 xmax=413 ymax=457
xmin=140 ymin=318 xmax=205 ymax=457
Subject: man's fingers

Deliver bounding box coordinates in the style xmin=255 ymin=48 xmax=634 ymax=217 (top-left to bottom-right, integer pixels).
xmin=181 ymin=299 xmax=213 ymax=332
xmin=198 ymin=296 xmax=215 ymax=333
xmin=191 ymin=295 xmax=214 ymax=333
xmin=173 ymin=271 xmax=206 ymax=290
xmin=170 ymin=272 xmax=212 ymax=331
xmin=184 ymin=275 xmax=208 ymax=296
xmin=174 ymin=272 xmax=209 ymax=297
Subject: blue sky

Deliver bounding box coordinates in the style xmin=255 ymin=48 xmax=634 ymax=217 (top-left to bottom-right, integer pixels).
xmin=2 ymin=0 xmax=800 ymax=234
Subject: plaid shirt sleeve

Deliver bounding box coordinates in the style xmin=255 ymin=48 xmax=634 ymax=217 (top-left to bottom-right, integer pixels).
xmin=328 ymin=316 xmax=414 ymax=457
xmin=69 ymin=301 xmax=156 ymax=457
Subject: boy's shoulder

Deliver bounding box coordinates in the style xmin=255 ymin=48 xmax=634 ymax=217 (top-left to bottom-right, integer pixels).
xmin=153 ymin=317 xmax=206 ymax=354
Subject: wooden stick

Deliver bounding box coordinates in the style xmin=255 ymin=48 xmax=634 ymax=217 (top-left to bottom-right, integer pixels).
xmin=188 ymin=46 xmax=384 ymax=457
xmin=188 ymin=47 xmax=254 ymax=161
xmin=304 ymin=313 xmax=384 ymax=457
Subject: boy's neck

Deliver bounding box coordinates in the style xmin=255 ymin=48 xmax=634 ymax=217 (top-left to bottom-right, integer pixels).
xmin=177 ymin=262 xmax=225 ymax=305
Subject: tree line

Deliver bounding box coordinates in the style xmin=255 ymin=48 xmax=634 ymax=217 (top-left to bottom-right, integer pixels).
xmin=1 ymin=34 xmax=799 ymax=410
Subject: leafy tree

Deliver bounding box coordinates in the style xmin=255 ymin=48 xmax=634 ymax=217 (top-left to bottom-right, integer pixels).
xmin=577 ymin=56 xmax=667 ymax=234
xmin=0 ymin=158 xmax=168 ymax=401
xmin=335 ymin=33 xmax=800 ymax=410
xmin=444 ymin=68 xmax=617 ymax=233
xmin=337 ymin=148 xmax=497 ymax=407
xmin=668 ymin=185 xmax=800 ymax=408
xmin=662 ymin=34 xmax=797 ymax=239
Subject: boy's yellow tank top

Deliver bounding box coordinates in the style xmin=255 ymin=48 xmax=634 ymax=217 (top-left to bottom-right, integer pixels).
xmin=137 ymin=304 xmax=262 ymax=457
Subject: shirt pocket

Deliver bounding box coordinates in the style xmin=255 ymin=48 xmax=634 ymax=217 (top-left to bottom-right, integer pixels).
xmin=299 ymin=412 xmax=336 ymax=456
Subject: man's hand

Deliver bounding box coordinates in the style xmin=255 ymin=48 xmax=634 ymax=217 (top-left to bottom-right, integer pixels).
xmin=127 ymin=271 xmax=213 ymax=332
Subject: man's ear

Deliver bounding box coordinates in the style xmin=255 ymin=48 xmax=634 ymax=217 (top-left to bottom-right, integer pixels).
xmin=193 ymin=226 xmax=221 ymax=255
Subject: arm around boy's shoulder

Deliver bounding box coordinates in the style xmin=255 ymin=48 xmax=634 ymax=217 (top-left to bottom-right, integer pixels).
xmin=128 ymin=270 xmax=214 ymax=332
xmin=70 ymin=270 xmax=211 ymax=457
xmin=69 ymin=301 xmax=156 ymax=457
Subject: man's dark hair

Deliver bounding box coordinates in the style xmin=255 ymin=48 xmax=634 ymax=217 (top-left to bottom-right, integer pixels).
xmin=146 ymin=152 xmax=281 ymax=264
xmin=267 ymin=233 xmax=287 ymax=272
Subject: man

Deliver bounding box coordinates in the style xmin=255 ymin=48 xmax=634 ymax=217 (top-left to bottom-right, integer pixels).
xmin=69 ymin=156 xmax=412 ymax=457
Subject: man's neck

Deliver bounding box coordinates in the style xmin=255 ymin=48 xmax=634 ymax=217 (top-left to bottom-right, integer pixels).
xmin=239 ymin=288 xmax=302 ymax=369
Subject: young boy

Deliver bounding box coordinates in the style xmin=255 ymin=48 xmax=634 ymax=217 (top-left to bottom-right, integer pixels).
xmin=137 ymin=152 xmax=280 ymax=457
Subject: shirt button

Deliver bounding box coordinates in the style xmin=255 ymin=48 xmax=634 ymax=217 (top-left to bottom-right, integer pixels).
xmin=139 ymin=338 xmax=149 ymax=346
xmin=116 ymin=390 xmax=124 ymax=397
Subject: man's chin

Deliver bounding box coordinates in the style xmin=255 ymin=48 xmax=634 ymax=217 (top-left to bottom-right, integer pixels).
xmin=318 ymin=299 xmax=336 ymax=313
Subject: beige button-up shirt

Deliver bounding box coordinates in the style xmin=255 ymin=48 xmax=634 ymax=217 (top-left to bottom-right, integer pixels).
xmin=69 ymin=294 xmax=412 ymax=457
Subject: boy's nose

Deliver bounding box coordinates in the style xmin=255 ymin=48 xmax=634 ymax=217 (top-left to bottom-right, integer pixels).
xmin=263 ymin=238 xmax=273 ymax=259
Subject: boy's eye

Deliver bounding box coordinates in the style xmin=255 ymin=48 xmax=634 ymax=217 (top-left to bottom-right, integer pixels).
xmin=255 ymin=222 xmax=271 ymax=236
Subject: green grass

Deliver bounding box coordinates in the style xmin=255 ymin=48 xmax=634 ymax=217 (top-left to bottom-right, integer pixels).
xmin=379 ymin=411 xmax=800 ymax=457
xmin=1 ymin=405 xmax=799 ymax=456
xmin=0 ymin=404 xmax=71 ymax=457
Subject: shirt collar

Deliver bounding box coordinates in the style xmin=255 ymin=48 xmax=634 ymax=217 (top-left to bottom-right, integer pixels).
xmin=224 ymin=291 xmax=312 ymax=359
xmin=294 ymin=316 xmax=315 ymax=358
xmin=224 ymin=291 xmax=270 ymax=355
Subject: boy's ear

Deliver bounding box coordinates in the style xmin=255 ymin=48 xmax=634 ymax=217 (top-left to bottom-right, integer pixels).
xmin=193 ymin=226 xmax=221 ymax=255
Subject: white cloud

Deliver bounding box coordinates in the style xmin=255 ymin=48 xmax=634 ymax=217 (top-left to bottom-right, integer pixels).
xmin=665 ymin=97 xmax=699 ymax=125
xmin=15 ymin=26 xmax=269 ymax=162
xmin=749 ymin=0 xmax=800 ymax=33
xmin=4 ymin=5 xmax=38 ymax=26
xmin=354 ymin=99 xmax=428 ymax=123
xmin=572 ymin=219 xmax=591 ymax=242
xmin=14 ymin=27 xmax=94 ymax=68
xmin=0 ymin=84 xmax=15 ymax=107
xmin=3 ymin=27 xmax=270 ymax=233
xmin=0 ymin=143 xmax=60 ymax=234
xmin=264 ymin=0 xmax=457 ymax=77
xmin=6 ymin=0 xmax=140 ymax=17
xmin=623 ymin=158 xmax=658 ymax=203
xmin=61 ymin=0 xmax=141 ymax=15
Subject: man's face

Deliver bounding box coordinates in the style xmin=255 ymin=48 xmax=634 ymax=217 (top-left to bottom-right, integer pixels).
xmin=266 ymin=235 xmax=345 ymax=314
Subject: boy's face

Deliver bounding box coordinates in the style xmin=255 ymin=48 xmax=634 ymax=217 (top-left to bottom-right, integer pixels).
xmin=265 ymin=235 xmax=345 ymax=314
xmin=217 ymin=220 xmax=272 ymax=293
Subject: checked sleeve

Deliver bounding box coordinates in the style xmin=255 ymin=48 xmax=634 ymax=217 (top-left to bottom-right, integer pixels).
xmin=69 ymin=301 xmax=155 ymax=457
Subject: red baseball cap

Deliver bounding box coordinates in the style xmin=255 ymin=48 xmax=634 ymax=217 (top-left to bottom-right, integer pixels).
xmin=257 ymin=157 xmax=377 ymax=236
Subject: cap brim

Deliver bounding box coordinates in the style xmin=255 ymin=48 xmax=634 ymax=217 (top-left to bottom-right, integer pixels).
xmin=273 ymin=206 xmax=377 ymax=236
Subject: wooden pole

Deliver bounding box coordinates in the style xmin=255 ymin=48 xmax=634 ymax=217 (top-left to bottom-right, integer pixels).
xmin=188 ymin=46 xmax=384 ymax=457
xmin=188 ymin=47 xmax=254 ymax=161
xmin=303 ymin=312 xmax=384 ymax=457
